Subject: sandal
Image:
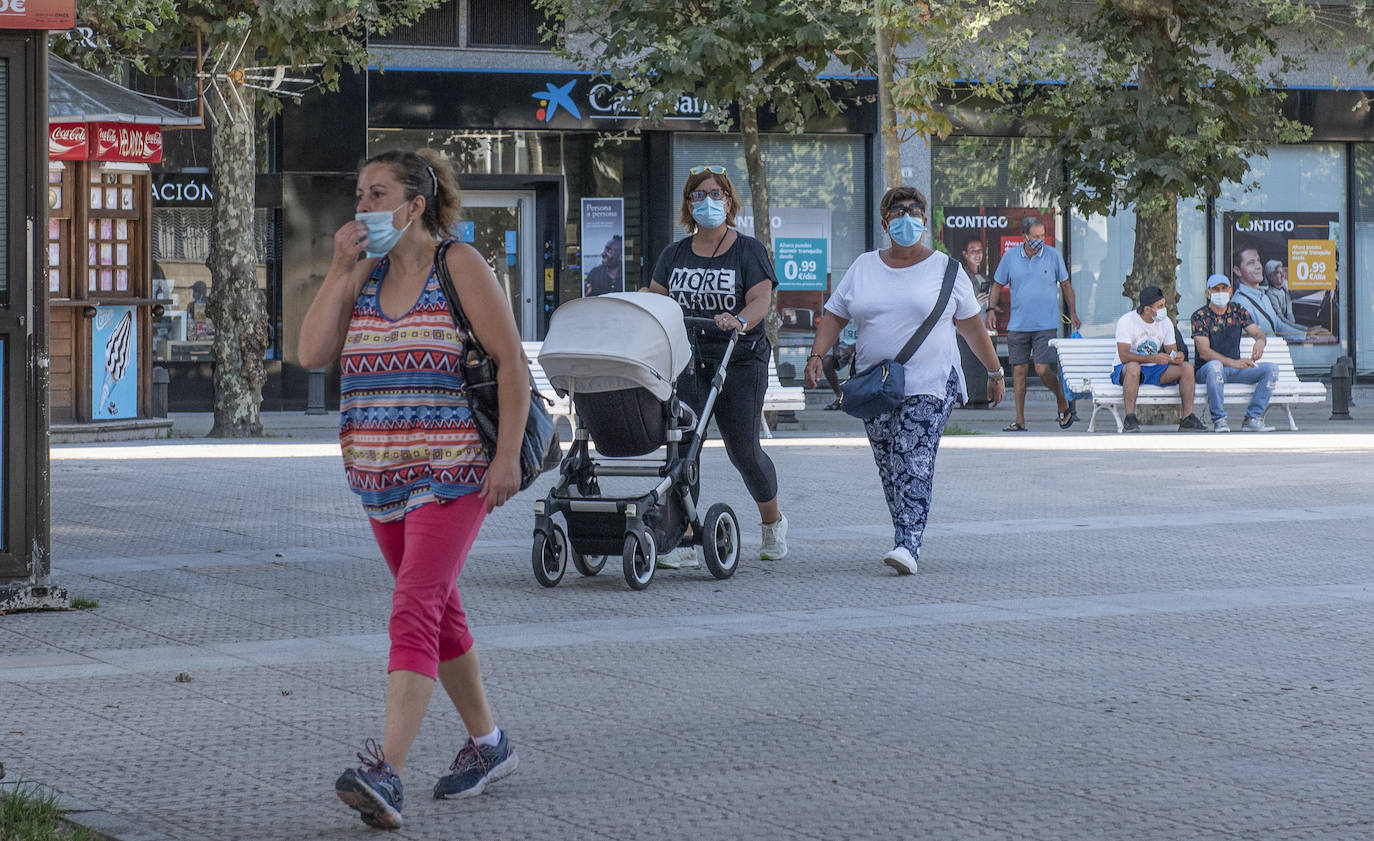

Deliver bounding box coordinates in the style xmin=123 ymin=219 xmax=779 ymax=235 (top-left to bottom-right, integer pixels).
xmin=1003 ymin=422 xmax=1028 ymax=432
xmin=1057 ymin=409 xmax=1077 ymax=430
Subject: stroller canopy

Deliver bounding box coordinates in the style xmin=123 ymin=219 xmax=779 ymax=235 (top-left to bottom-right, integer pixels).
xmin=539 ymin=292 xmax=691 ymax=401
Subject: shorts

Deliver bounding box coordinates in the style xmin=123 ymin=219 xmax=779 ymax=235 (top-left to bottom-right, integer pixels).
xmin=1111 ymin=363 xmax=1169 ymax=386
xmin=1007 ymin=329 xmax=1058 ymax=366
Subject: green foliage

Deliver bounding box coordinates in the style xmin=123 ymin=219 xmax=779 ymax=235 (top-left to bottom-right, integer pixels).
xmin=69 ymin=597 xmax=99 ymax=609
xmin=53 ymin=0 xmax=445 ymax=117
xmin=533 ymin=0 xmax=869 ymax=131
xmin=0 ymin=780 xmax=101 ymax=841
xmin=969 ymin=0 xmax=1315 ymax=216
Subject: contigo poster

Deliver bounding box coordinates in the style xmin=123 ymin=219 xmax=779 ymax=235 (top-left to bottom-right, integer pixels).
xmin=933 ymin=206 xmax=1057 ymax=337
xmin=91 ymin=306 xmax=138 ymax=420
xmin=580 ymin=198 xmax=625 ymax=297
xmin=1221 ymin=211 xmax=1339 ymax=343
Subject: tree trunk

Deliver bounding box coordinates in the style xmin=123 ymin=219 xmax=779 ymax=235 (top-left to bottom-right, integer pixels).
xmin=1125 ymin=197 xmax=1180 ymax=312
xmin=739 ymin=103 xmax=779 ymax=353
xmin=875 ymin=4 xmax=902 ymax=189
xmin=1124 ymin=22 xmax=1180 ymax=312
xmin=206 ymin=82 xmax=268 ymax=437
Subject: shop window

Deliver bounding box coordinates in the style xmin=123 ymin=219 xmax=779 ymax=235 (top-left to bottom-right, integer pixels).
xmin=468 ymin=0 xmax=546 ymax=47
xmin=1353 ymin=144 xmax=1374 ymax=374
xmin=86 ymin=168 xmax=140 ymax=296
xmin=1214 ymin=144 xmax=1346 ymax=372
xmin=150 ymin=207 xmax=278 ymax=362
xmin=48 ymin=166 xmax=71 ymax=297
xmin=1068 ymin=201 xmax=1206 ymax=339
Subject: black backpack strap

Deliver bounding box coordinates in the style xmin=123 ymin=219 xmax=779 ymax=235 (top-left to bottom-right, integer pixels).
xmin=894 ymin=254 xmax=960 ymax=365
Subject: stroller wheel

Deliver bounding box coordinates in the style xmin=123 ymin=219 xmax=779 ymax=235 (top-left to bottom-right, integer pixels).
xmin=701 ymin=503 xmax=740 ymax=580
xmin=571 ymin=546 xmax=607 ymax=577
xmin=622 ymin=531 xmax=656 ymax=591
xmin=532 ymin=525 xmax=568 ymax=587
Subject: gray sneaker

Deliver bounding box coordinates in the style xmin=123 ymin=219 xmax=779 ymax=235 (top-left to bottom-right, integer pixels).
xmin=1213 ymin=419 xmax=1230 ymax=433
xmin=656 ymin=546 xmax=700 ymax=569
xmin=434 ymin=731 xmax=519 ymax=799
xmin=1241 ymin=416 xmax=1275 ymax=432
xmin=336 ymin=740 xmax=405 ymax=829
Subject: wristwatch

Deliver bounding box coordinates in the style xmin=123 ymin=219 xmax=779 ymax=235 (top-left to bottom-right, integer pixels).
xmin=987 ymin=367 xmax=1005 ymax=380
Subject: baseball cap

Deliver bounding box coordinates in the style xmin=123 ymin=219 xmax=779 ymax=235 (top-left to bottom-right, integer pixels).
xmin=1206 ymin=273 xmax=1231 ymax=288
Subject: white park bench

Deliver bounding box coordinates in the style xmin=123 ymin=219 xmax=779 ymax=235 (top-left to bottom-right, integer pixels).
xmin=523 ymin=341 xmax=577 ymax=436
xmin=1049 ymin=335 xmax=1327 ymax=432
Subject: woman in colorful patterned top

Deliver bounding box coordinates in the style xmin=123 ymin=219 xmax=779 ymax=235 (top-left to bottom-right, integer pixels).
xmin=299 ymin=149 xmax=526 ymax=829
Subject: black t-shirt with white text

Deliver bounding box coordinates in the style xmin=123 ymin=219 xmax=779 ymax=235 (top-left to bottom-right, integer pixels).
xmin=650 ymin=233 xmax=777 ymax=361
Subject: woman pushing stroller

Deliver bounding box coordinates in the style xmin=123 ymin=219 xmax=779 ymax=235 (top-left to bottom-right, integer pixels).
xmin=648 ymin=165 xmax=789 ymax=568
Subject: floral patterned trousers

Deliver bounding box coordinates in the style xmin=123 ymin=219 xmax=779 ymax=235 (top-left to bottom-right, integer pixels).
xmin=862 ymin=369 xmax=959 ymax=557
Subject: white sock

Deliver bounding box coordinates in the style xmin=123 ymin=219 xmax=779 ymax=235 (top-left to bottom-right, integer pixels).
xmin=473 ymin=727 xmax=501 ymax=748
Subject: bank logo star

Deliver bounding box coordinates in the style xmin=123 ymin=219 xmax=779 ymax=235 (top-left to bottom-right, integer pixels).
xmin=532 ymin=80 xmax=580 ymax=122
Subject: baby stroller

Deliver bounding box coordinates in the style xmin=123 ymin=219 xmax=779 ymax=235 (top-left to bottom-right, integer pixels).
xmin=533 ymin=293 xmax=742 ymax=590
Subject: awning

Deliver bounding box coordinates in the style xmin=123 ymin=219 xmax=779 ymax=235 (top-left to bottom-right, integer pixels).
xmin=48 ymin=56 xmax=200 ymax=127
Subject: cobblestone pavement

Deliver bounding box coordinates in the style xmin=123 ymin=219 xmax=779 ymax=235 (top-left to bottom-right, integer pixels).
xmin=6 ymin=393 xmax=1374 ymax=840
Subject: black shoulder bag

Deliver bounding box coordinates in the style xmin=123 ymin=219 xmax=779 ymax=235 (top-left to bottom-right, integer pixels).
xmin=839 ymin=254 xmax=960 ymax=420
xmin=433 ymin=240 xmax=560 ymax=491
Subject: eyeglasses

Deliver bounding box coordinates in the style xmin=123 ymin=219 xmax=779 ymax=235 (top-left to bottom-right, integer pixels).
xmin=689 ymin=165 xmax=727 ymax=175
xmin=688 ymin=189 xmax=727 ymax=202
xmin=884 ymin=203 xmax=925 ymax=222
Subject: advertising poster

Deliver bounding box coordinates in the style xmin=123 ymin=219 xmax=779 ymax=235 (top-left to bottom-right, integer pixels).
xmin=91 ymin=306 xmax=137 ymax=420
xmin=933 ymin=206 xmax=1057 ymax=337
xmin=1221 ymin=211 xmax=1339 ymax=343
xmin=580 ymin=198 xmax=625 ymax=297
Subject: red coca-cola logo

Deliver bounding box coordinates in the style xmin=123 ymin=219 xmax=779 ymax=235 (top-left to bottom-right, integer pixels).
xmin=48 ymin=122 xmax=87 ymax=160
xmin=89 ymin=122 xmax=164 ymax=164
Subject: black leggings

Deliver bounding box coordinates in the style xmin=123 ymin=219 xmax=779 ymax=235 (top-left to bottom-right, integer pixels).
xmin=678 ymin=350 xmax=778 ymax=504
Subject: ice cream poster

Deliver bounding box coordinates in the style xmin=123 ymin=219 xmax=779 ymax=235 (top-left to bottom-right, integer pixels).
xmin=91 ymin=306 xmax=137 ymax=419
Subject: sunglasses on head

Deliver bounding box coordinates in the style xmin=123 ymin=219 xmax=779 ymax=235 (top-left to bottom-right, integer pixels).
xmin=689 ymin=165 xmax=727 ymax=175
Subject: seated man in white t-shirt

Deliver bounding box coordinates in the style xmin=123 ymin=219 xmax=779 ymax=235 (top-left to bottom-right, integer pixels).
xmin=1112 ymin=285 xmax=1208 ymax=433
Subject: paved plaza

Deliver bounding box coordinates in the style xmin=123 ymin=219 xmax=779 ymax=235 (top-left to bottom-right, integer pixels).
xmin=6 ymin=393 xmax=1374 ymax=840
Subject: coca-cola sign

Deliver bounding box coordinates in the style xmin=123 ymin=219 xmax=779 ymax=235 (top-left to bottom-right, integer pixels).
xmin=89 ymin=122 xmax=164 ymax=164
xmin=48 ymin=122 xmax=87 ymax=161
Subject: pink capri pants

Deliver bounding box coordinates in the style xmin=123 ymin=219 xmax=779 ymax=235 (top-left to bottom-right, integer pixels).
xmin=368 ymin=493 xmax=487 ymax=678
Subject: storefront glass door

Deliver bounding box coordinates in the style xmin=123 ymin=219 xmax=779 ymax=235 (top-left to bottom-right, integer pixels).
xmin=460 ymin=191 xmax=537 ymax=340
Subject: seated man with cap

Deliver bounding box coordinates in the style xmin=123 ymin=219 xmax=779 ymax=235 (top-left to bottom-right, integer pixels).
xmin=1190 ymin=273 xmax=1279 ymax=433
xmin=1112 ymin=285 xmax=1207 ymax=433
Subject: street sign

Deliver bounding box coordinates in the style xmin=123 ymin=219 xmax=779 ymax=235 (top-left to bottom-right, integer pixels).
xmin=774 ymin=237 xmax=827 ymax=291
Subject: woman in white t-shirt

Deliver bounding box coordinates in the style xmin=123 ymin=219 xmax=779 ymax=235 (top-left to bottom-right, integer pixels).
xmin=804 ymin=187 xmax=1004 ymax=576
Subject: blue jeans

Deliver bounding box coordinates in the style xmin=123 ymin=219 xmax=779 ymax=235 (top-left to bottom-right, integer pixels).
xmin=1198 ymin=360 xmax=1278 ymax=422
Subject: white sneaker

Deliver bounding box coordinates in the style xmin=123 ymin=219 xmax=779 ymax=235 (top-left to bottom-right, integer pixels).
xmin=1241 ymin=416 xmax=1275 ymax=432
xmin=656 ymin=546 xmax=699 ymax=570
xmin=1212 ymin=419 xmax=1230 ymax=433
xmin=760 ymin=515 xmax=788 ymax=560
xmin=882 ymin=547 xmax=918 ymax=575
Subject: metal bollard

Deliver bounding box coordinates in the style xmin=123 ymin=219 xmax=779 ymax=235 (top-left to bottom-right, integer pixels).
xmin=1330 ymin=356 xmax=1353 ymax=421
xmin=306 ymin=368 xmax=328 ymax=415
xmin=151 ymin=366 xmax=169 ymax=418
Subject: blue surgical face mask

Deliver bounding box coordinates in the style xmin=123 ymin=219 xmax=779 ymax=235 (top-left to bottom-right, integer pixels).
xmin=887 ymin=215 xmax=925 ymax=247
xmin=1025 ymin=237 xmax=1045 ymax=254
xmin=356 ymin=202 xmax=412 ymax=257
xmin=691 ymin=196 xmax=727 ymax=230
xmin=1210 ymin=291 xmax=1230 ymax=307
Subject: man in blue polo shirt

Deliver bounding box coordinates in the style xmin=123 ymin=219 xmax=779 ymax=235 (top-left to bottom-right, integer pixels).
xmin=987 ymin=216 xmax=1080 ymax=431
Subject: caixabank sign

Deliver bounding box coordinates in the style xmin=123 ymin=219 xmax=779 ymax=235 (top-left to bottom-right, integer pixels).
xmin=368 ymin=70 xmax=873 ymax=134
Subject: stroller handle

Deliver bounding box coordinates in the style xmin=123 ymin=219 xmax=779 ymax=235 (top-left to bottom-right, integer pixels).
xmin=682 ymin=315 xmax=743 ymax=335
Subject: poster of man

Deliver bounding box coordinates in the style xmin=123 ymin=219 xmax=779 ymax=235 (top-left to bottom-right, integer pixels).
xmin=933 ymin=206 xmax=1057 ymax=337
xmin=581 ymin=198 xmax=625 ymax=296
xmin=1221 ymin=211 xmax=1338 ymax=344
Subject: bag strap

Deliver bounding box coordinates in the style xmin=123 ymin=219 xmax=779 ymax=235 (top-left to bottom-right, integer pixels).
xmin=433 ymin=239 xmax=489 ymax=358
xmin=894 ymin=253 xmax=960 ymax=365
